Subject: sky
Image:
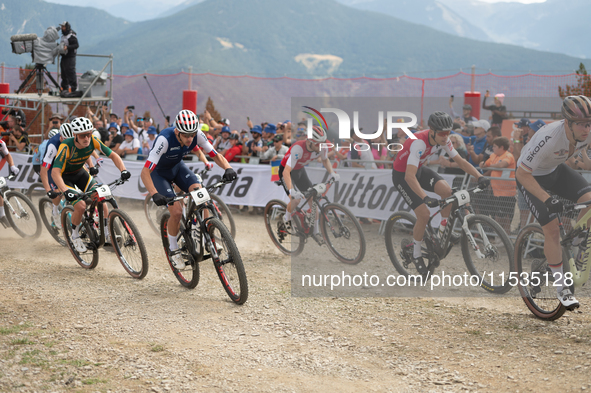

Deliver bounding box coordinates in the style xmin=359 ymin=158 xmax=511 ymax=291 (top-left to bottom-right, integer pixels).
xmin=44 ymin=0 xmax=547 ymax=22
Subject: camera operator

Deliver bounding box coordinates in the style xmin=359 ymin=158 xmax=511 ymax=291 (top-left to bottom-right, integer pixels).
xmin=59 ymin=21 xmax=78 ymax=93
xmin=45 ymin=113 xmax=64 ymax=139
xmin=6 ymin=125 xmax=30 ymax=153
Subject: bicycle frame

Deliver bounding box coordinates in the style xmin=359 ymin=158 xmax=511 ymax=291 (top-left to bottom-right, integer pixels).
xmin=0 ymin=176 xmax=29 ymax=220
xmin=559 ymin=202 xmax=591 ymax=288
xmin=291 ymin=179 xmax=341 ymax=238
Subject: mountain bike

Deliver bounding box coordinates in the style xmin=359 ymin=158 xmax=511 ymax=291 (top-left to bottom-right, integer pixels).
xmin=61 ymin=178 xmax=149 ymax=279
xmin=145 ymin=167 xmax=236 ymax=238
xmin=159 ymin=179 xmax=248 ymax=304
xmin=39 ymin=197 xmax=67 ymax=246
xmin=0 ymin=175 xmax=42 ymax=239
xmin=264 ymin=178 xmax=366 ymax=264
xmin=514 ymin=200 xmax=591 ymax=321
xmin=385 ymin=186 xmax=514 ymax=293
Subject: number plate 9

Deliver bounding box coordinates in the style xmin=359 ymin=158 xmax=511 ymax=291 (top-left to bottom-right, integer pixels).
xmin=454 ymin=190 xmax=470 ymax=206
xmin=190 ymin=188 xmax=211 ymax=205
xmin=0 ymin=177 xmax=6 ymax=188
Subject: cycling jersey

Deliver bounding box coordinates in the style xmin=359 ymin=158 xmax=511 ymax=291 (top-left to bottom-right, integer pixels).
xmin=145 ymin=127 xmax=216 ymax=171
xmin=41 ymin=134 xmax=64 ymax=169
xmin=393 ymin=130 xmax=458 ymax=172
xmin=517 ymin=120 xmax=591 ymax=176
xmin=53 ymin=136 xmax=112 ymax=174
xmin=280 ymin=140 xmax=328 ymax=170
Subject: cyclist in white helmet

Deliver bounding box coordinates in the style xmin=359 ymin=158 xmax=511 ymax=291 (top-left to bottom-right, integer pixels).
xmin=141 ymin=109 xmax=236 ymax=270
xmin=516 ymin=95 xmax=591 ymax=310
xmin=279 ymin=125 xmax=340 ymax=244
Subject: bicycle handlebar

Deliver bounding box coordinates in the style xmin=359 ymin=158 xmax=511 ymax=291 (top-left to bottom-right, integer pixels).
xmin=563 ymin=199 xmax=591 ymax=212
xmin=70 ymin=177 xmax=128 ymax=201
xmin=303 ymin=178 xmax=336 ymax=199
xmin=439 ymin=186 xmax=486 ymax=208
xmin=165 ymin=178 xmax=235 ymax=206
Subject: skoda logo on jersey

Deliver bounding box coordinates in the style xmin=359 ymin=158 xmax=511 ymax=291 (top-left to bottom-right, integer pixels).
xmin=302 ymin=106 xmax=418 ymax=141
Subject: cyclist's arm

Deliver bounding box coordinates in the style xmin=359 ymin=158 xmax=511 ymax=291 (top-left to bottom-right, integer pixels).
xmin=451 ymin=154 xmax=483 ymax=179
xmin=212 ymin=153 xmax=231 ymax=170
xmin=195 ymin=148 xmax=209 ymax=166
xmin=40 ymin=166 xmax=51 ymax=192
xmin=320 ymin=149 xmax=335 ymax=175
xmin=404 ymin=164 xmax=428 ymax=200
xmin=140 ymin=167 xmax=157 ymax=196
xmin=516 ymin=167 xmax=550 ymax=202
xmin=578 ymin=149 xmax=591 ymax=171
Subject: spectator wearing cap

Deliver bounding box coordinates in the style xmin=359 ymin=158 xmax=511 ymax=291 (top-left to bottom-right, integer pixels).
xmin=143 ymin=117 xmax=153 ymax=131
xmin=482 ymin=91 xmax=508 ymax=127
xmin=46 ymin=113 xmax=64 ymax=138
xmin=472 ymin=126 xmax=501 ymax=166
xmin=115 ymin=129 xmax=140 ymax=157
xmin=512 ymin=119 xmax=546 ymax=161
xmin=143 ymin=126 xmax=158 ymax=154
xmin=261 ymin=134 xmax=288 ymax=162
xmin=200 ymin=123 xmax=215 ymax=145
xmin=223 ymin=133 xmax=243 ymax=163
xmin=449 ymin=97 xmax=478 ymax=125
xmin=214 ymin=126 xmax=232 ymax=154
xmin=124 ymin=107 xmax=147 ymax=145
xmin=294 ymin=121 xmax=307 ymax=142
xmin=465 ymin=119 xmax=490 ymax=166
xmin=107 ymin=122 xmax=123 ymax=152
xmin=245 ymin=125 xmax=263 ymax=159
xmin=262 ymin=124 xmax=277 ymax=152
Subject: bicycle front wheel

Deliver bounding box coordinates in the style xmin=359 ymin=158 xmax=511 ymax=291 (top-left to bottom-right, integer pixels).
xmin=208 ymin=218 xmax=248 ymax=304
xmin=211 ymin=194 xmax=236 ymax=239
xmin=160 ymin=211 xmax=200 ymax=289
xmin=460 ymin=214 xmax=514 ymax=294
xmin=144 ymin=192 xmax=168 ymax=236
xmin=4 ymin=191 xmax=42 ymax=239
xmin=514 ymin=224 xmax=567 ymax=321
xmin=109 ymin=209 xmax=149 ymax=279
xmin=264 ymin=199 xmax=304 ymax=256
xmin=39 ymin=197 xmax=66 ymax=246
xmin=320 ymin=203 xmax=366 ymax=264
xmin=61 ymin=206 xmax=99 ymax=269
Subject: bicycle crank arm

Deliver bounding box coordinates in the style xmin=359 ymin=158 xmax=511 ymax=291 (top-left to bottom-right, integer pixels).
xmin=462 ymin=214 xmax=485 ymax=259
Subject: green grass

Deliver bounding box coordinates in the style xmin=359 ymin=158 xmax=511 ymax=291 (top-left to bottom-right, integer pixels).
xmin=44 ymin=341 xmax=57 ymax=348
xmin=465 ymin=330 xmax=481 ymax=336
xmin=0 ymin=323 xmax=31 ymax=335
xmin=2 ymin=350 xmax=16 ymax=360
xmin=10 ymin=338 xmax=33 ymax=345
xmin=19 ymin=349 xmax=47 ymax=367
xmin=150 ymin=344 xmax=165 ymax=352
xmin=82 ymin=378 xmax=108 ymax=385
xmin=59 ymin=359 xmax=90 ymax=367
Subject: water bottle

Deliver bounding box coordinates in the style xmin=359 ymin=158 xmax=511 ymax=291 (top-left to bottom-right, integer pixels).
xmin=439 ymin=218 xmax=447 ymax=239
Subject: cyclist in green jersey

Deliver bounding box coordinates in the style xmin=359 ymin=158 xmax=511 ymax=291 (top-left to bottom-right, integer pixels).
xmin=52 ymin=117 xmax=130 ymax=253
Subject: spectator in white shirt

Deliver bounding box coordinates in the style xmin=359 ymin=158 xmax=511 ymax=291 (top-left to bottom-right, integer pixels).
xmin=116 ymin=129 xmax=140 ymax=158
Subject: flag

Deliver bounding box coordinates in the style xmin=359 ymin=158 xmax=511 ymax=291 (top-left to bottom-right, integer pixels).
xmin=271 ymin=160 xmax=281 ymax=181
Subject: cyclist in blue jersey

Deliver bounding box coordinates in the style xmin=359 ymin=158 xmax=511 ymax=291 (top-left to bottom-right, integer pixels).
xmin=141 ymin=110 xmax=237 ymax=269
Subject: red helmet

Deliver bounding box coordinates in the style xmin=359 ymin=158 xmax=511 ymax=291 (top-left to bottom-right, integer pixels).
xmin=309 ymin=125 xmax=327 ymax=143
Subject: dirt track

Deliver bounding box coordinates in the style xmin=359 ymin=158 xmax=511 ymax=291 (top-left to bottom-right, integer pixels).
xmin=1 ymin=204 xmax=591 ymax=392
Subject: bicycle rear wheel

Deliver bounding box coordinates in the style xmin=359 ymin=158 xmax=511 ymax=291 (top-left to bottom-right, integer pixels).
xmin=320 ymin=203 xmax=366 ymax=264
xmin=211 ymin=194 xmax=236 ymax=238
xmin=61 ymin=206 xmax=99 ymax=269
xmin=384 ymin=211 xmax=420 ymax=276
xmin=461 ymin=214 xmax=514 ymax=294
xmin=109 ymin=209 xmax=149 ymax=279
xmin=39 ymin=197 xmax=66 ymax=246
xmin=4 ymin=191 xmax=42 ymax=239
xmin=514 ymin=224 xmax=567 ymax=321
xmin=26 ymin=182 xmax=45 ymax=204
xmin=264 ymin=199 xmax=304 ymax=256
xmin=160 ymin=211 xmax=200 ymax=289
xmin=208 ymin=218 xmax=248 ymax=304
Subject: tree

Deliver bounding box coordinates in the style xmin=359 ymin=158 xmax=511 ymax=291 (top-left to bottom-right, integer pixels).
xmin=205 ymin=97 xmax=221 ymax=121
xmin=559 ymin=63 xmax=591 ymax=98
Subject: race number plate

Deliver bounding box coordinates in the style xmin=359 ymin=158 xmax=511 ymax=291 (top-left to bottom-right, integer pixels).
xmin=190 ymin=188 xmax=211 ymax=205
xmin=96 ymin=185 xmax=112 ymax=200
xmin=0 ymin=177 xmax=6 ymax=188
xmin=454 ymin=190 xmax=470 ymax=206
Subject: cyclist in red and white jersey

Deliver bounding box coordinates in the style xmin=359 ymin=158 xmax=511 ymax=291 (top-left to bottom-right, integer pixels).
xmin=279 ymin=125 xmax=339 ymax=243
xmin=392 ymin=111 xmax=488 ymax=275
xmin=516 ymin=95 xmax=591 ymax=310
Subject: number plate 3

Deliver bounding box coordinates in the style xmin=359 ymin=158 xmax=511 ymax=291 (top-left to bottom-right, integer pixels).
xmin=190 ymin=188 xmax=211 ymax=205
xmin=96 ymin=185 xmax=112 ymax=200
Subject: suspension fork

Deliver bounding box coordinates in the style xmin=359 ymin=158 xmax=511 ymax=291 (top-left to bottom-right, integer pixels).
xmin=461 ymin=212 xmax=487 ymax=259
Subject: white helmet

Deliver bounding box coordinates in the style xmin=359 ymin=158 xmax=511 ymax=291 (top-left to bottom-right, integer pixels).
xmin=70 ymin=117 xmax=94 ymax=134
xmin=59 ymin=123 xmax=73 ymax=138
xmin=48 ymin=128 xmax=60 ymax=139
xmin=175 ymin=110 xmax=200 ymax=133
xmin=309 ymin=125 xmax=327 ymax=143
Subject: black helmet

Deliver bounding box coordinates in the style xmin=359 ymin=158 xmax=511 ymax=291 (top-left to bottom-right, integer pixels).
xmin=428 ymin=111 xmax=454 ymax=131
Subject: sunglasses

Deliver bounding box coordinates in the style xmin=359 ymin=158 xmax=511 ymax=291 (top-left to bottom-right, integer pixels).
xmin=435 ymin=130 xmax=451 ymax=137
xmin=78 ymin=133 xmax=92 ymax=139
xmin=180 ymin=132 xmax=196 ymax=138
xmin=574 ymin=121 xmax=591 ymax=129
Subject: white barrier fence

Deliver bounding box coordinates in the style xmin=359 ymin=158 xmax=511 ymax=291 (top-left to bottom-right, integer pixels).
xmin=1 ymin=153 xmax=454 ymax=221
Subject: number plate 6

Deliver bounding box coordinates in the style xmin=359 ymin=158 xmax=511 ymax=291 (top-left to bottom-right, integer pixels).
xmin=96 ymin=185 xmax=112 ymax=199
xmin=454 ymin=190 xmax=470 ymax=206
xmin=190 ymin=188 xmax=211 ymax=205
xmin=0 ymin=177 xmax=6 ymax=188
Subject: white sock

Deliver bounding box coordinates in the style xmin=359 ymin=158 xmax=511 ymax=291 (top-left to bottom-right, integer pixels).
xmin=550 ymin=264 xmax=565 ymax=291
xmin=72 ymin=224 xmax=80 ymax=239
xmin=314 ymin=217 xmax=320 ymax=235
xmin=284 ymin=210 xmax=292 ymax=221
xmin=168 ymin=232 xmax=178 ymax=251
xmin=413 ymin=239 xmax=423 ymax=258
xmin=52 ymin=204 xmax=59 ymax=215
xmin=0 ymin=206 xmax=4 ymax=218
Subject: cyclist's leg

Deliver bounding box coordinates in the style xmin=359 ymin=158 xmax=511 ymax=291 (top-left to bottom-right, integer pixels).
xmin=174 ymin=164 xmax=203 ymax=217
xmin=63 ymin=171 xmax=89 ymax=227
xmin=151 ymin=168 xmax=179 ymax=247
xmin=420 ymin=167 xmax=451 ymax=219
xmin=550 ymin=164 xmax=591 ymax=226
